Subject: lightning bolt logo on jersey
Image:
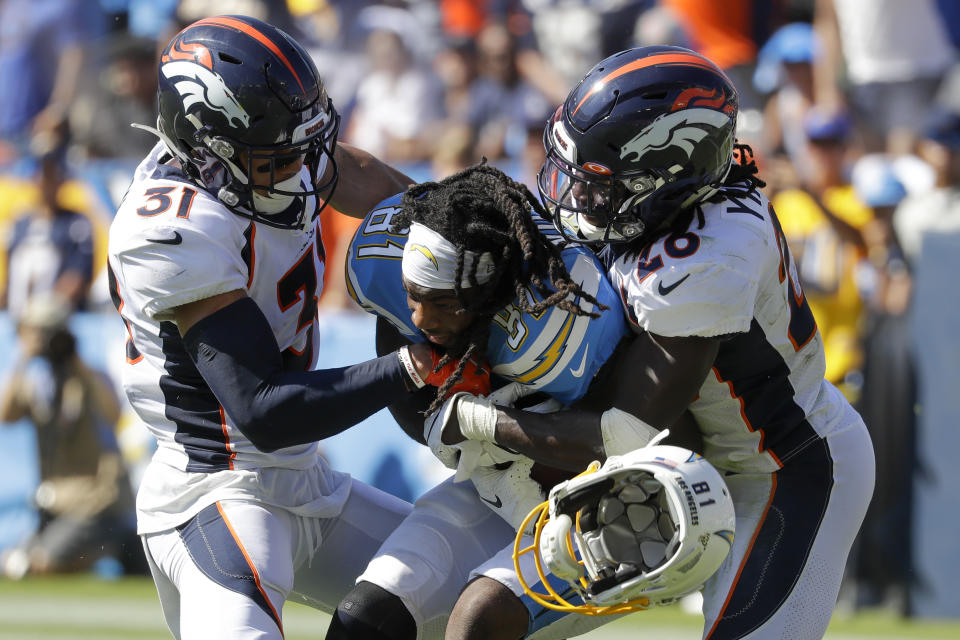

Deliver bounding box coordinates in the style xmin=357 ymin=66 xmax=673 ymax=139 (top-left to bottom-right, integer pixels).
xmin=345 ymin=194 xmax=627 ymax=405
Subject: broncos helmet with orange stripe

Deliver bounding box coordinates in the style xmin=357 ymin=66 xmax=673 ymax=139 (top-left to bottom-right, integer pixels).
xmin=513 ymin=445 xmax=735 ymax=615
xmin=538 ymin=46 xmax=738 ymax=244
xmin=153 ymin=15 xmax=340 ymax=229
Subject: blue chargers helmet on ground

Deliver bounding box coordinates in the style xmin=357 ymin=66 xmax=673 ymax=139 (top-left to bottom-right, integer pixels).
xmin=155 ymin=14 xmax=340 ymax=229
xmin=538 ymin=46 xmax=738 ymax=244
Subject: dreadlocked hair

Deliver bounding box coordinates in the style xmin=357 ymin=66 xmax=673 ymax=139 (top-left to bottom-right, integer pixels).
xmin=722 ymin=142 xmax=766 ymax=193
xmin=392 ymin=161 xmax=606 ymax=414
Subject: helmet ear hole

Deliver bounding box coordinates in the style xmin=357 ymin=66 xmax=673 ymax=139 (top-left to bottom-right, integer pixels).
xmin=218 ymin=52 xmax=242 ymax=65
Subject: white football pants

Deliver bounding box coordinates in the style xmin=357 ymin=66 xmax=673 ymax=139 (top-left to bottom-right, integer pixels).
xmin=142 ymin=481 xmax=411 ymax=640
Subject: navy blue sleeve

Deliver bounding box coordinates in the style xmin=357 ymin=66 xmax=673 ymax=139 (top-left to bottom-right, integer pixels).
xmin=182 ymin=296 xmax=411 ymax=452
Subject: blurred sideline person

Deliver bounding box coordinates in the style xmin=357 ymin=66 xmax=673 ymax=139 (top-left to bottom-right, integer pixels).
xmin=107 ymin=16 xmax=485 ymax=640
xmin=330 ymin=163 xmax=710 ymax=639
xmin=1 ymin=148 xmax=95 ymax=316
xmin=439 ymin=46 xmax=876 ymax=640
xmin=813 ymin=0 xmax=955 ymax=154
xmin=772 ymin=108 xmax=873 ymax=400
xmin=0 ymin=294 xmax=138 ymax=579
xmin=847 ymin=156 xmax=913 ymax=613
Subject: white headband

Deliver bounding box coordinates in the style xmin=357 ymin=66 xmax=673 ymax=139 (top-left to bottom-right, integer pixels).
xmin=402 ymin=222 xmax=496 ymax=289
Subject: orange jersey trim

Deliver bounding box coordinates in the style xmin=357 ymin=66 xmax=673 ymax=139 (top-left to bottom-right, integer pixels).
xmin=218 ymin=405 xmax=236 ymax=470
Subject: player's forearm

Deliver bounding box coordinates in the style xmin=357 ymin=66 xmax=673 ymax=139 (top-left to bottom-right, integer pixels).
xmin=495 ymin=407 xmax=606 ymax=471
xmin=244 ymin=359 xmax=412 ymax=451
xmin=328 ymin=143 xmax=413 ymax=218
xmin=183 ymin=296 xmax=413 ymax=452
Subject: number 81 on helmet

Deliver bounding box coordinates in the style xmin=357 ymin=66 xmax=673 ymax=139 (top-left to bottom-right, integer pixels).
xmin=512 ymin=445 xmax=735 ymax=615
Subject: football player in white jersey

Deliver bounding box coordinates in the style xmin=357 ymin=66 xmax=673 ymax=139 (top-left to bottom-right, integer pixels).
xmin=107 ymin=16 xmax=486 ymax=640
xmin=438 ymin=46 xmax=876 ymax=639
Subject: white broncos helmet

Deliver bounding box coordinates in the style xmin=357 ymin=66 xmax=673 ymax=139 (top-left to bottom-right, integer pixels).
xmin=513 ymin=445 xmax=735 ymax=615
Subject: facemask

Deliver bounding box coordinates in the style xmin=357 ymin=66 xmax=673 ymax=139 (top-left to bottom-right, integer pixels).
xmin=251 ymin=172 xmax=303 ymax=214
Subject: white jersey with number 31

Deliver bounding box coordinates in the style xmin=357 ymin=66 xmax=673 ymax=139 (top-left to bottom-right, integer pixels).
xmin=107 ymin=144 xmax=342 ymax=533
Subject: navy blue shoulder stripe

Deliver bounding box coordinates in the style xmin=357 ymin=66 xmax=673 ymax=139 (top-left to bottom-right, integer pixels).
xmin=159 ymin=321 xmax=233 ymax=472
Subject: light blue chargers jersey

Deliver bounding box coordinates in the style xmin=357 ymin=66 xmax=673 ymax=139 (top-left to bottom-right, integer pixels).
xmin=345 ymin=194 xmax=627 ymax=406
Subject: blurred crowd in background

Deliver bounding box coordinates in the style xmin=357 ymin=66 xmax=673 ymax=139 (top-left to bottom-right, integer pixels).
xmin=1 ymin=0 xmax=959 ymax=620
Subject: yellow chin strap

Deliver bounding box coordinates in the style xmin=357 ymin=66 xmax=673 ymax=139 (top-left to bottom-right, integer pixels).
xmin=511 ymin=461 xmax=652 ymax=616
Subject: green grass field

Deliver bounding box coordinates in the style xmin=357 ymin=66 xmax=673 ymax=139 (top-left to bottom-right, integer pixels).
xmin=0 ymin=575 xmax=957 ymax=639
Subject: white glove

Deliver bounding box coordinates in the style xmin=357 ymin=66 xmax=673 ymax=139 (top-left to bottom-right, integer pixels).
xmin=487 ymin=381 xmax=538 ymax=407
xmin=523 ymin=396 xmax=564 ymax=414
xmin=486 ymin=381 xmax=564 ymax=414
xmin=470 ymin=457 xmax=546 ymax=534
xmin=456 ymin=381 xmax=567 ymax=443
xmin=423 ymin=393 xmax=523 ymax=482
xmin=423 ymin=392 xmax=468 ymax=468
xmin=457 ymin=441 xmax=526 ymax=482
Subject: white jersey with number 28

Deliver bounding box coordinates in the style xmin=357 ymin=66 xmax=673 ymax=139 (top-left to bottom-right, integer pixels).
xmin=603 ymin=184 xmax=859 ymax=473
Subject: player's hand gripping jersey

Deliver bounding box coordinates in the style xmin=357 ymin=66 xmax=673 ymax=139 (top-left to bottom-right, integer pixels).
xmin=108 ymin=144 xmax=328 ymax=478
xmin=345 ymin=194 xmax=627 ymax=405
xmin=601 ymin=183 xmax=859 ymax=473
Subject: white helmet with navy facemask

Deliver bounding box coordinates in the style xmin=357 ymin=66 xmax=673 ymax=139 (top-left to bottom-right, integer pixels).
xmin=150 ymin=14 xmax=340 ymax=230
xmin=514 ymin=445 xmax=735 ymax=615
xmin=538 ymin=46 xmax=739 ymax=246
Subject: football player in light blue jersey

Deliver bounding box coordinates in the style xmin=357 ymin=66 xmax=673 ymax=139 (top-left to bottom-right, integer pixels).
xmin=345 ymin=177 xmax=626 ymax=415
xmin=325 ymin=163 xmax=635 ymax=639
